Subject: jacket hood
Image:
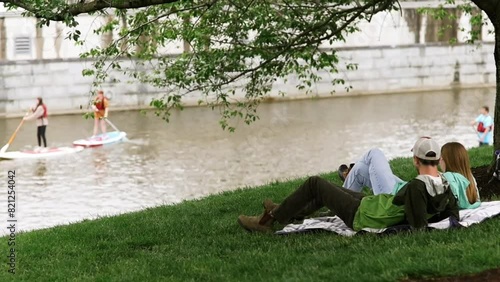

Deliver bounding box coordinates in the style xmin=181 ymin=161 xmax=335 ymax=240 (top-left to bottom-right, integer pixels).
xmin=415 ymin=173 xmax=450 ymax=196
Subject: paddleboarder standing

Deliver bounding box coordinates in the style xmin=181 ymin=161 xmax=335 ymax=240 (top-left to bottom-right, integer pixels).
xmin=471 ymin=106 xmax=493 ymax=147
xmin=91 ymin=90 xmax=109 ymax=137
xmin=23 ymin=97 xmax=48 ymax=149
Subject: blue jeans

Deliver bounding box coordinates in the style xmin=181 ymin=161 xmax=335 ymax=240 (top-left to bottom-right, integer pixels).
xmin=343 ymin=148 xmax=403 ymax=195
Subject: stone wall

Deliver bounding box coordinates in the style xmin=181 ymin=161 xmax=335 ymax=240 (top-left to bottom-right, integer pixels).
xmin=316 ymin=43 xmax=495 ymax=95
xmin=0 ymin=42 xmax=495 ymax=117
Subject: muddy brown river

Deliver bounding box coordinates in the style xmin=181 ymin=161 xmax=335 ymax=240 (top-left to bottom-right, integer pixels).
xmin=0 ymin=87 xmax=495 ymax=234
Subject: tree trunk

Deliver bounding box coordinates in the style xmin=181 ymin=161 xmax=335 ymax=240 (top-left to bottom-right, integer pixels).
xmin=494 ymin=23 xmax=500 ymax=155
xmin=471 ymin=0 xmax=500 ymax=170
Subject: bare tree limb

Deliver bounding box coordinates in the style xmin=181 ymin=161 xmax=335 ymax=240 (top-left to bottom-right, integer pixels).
xmin=2 ymin=0 xmax=182 ymax=20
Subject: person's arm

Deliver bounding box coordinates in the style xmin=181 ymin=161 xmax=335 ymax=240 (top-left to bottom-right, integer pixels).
xmin=472 ymin=176 xmax=480 ymax=201
xmin=104 ymin=99 xmax=109 ymax=118
xmin=23 ymin=107 xmax=43 ymax=121
xmin=471 ymin=115 xmax=482 ymax=126
xmin=393 ymin=180 xmax=429 ymax=229
xmin=471 ymin=116 xmax=478 ymax=125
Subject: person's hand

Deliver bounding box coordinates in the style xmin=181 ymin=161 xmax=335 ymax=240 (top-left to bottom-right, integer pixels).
xmin=449 ymin=216 xmax=464 ymax=229
xmin=23 ymin=116 xmax=27 ymax=121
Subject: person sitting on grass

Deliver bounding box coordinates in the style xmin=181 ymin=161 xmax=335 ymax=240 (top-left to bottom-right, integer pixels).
xmin=238 ymin=137 xmax=459 ymax=233
xmin=339 ymin=141 xmax=480 ymax=210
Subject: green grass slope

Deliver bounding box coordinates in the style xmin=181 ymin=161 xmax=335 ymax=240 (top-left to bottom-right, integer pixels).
xmin=1 ymin=146 xmax=499 ymax=281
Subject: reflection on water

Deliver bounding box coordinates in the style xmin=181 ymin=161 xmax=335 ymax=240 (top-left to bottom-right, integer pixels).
xmin=34 ymin=160 xmax=47 ymax=178
xmin=92 ymin=149 xmax=109 ymax=185
xmin=0 ymin=87 xmax=495 ymax=234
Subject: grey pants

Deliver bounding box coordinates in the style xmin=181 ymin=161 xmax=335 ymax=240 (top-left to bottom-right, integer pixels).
xmin=273 ymin=176 xmax=364 ymax=229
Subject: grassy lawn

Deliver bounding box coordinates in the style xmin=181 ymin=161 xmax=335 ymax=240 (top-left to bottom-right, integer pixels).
xmin=2 ymin=146 xmax=499 ymax=281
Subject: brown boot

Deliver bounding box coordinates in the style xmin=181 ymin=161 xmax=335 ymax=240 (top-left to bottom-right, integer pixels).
xmin=263 ymin=199 xmax=307 ymax=223
xmin=238 ymin=209 xmax=275 ymax=233
xmin=263 ymin=199 xmax=279 ymax=212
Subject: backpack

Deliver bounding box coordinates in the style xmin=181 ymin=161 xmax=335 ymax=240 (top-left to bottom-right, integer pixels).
xmin=477 ymin=122 xmax=492 ymax=133
xmin=36 ymin=104 xmax=48 ymax=119
xmin=41 ymin=104 xmax=48 ymax=118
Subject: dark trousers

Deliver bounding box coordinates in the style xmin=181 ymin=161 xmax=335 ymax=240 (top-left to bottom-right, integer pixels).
xmin=273 ymin=176 xmax=364 ymax=229
xmin=37 ymin=125 xmax=47 ymax=147
xmin=479 ymin=142 xmax=489 ymax=147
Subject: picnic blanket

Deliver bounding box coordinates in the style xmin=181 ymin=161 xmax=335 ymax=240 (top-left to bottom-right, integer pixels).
xmin=276 ymin=201 xmax=500 ymax=236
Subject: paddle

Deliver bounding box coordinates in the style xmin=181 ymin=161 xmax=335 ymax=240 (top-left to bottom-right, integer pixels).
xmin=472 ymin=125 xmax=488 ymax=144
xmin=105 ymin=118 xmax=121 ymax=132
xmin=0 ymin=116 xmax=27 ymax=154
xmin=104 ymin=118 xmax=131 ymax=142
xmin=471 ymin=125 xmax=480 ymax=137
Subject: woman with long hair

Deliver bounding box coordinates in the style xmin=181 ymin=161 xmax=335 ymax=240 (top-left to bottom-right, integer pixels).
xmin=23 ymin=97 xmax=48 ymax=149
xmin=440 ymin=142 xmax=480 ymax=208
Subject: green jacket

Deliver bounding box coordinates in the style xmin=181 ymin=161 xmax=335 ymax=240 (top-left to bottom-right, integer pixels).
xmin=352 ymin=194 xmax=405 ymax=231
xmin=353 ymin=175 xmax=459 ymax=231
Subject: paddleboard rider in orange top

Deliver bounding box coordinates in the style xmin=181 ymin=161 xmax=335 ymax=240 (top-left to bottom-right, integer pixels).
xmin=91 ymin=90 xmax=109 ymax=137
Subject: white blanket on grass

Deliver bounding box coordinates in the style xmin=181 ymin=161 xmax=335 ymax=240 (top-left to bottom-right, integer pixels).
xmin=275 ymin=201 xmax=500 ymax=236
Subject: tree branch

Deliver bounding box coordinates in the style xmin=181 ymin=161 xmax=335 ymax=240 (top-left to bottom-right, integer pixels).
xmin=181 ymin=0 xmax=396 ymax=94
xmin=2 ymin=0 xmax=182 ymax=20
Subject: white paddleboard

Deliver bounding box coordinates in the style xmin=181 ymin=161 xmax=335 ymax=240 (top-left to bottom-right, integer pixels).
xmin=73 ymin=131 xmax=127 ymax=148
xmin=0 ymin=146 xmax=84 ymax=160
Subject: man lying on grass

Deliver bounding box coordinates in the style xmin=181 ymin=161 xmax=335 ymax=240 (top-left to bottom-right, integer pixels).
xmin=238 ymin=137 xmax=459 ymax=233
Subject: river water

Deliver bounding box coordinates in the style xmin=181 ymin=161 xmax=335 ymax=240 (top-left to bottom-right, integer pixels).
xmin=0 ymin=87 xmax=495 ymax=234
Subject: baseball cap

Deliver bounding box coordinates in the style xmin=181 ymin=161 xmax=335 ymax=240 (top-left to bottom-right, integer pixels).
xmin=411 ymin=137 xmax=441 ymax=161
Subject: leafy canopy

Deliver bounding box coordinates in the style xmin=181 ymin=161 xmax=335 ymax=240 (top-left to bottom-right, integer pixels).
xmin=2 ymin=0 xmax=398 ymax=130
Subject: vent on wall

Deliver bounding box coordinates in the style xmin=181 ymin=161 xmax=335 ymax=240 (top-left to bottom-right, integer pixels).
xmin=14 ymin=37 xmax=31 ymax=55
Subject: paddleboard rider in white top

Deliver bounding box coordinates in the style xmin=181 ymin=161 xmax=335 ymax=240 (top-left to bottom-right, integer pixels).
xmin=23 ymin=97 xmax=49 ymax=149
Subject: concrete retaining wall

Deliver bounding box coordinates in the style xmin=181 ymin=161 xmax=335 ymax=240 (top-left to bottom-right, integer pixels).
xmin=0 ymin=42 xmax=495 ymax=117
